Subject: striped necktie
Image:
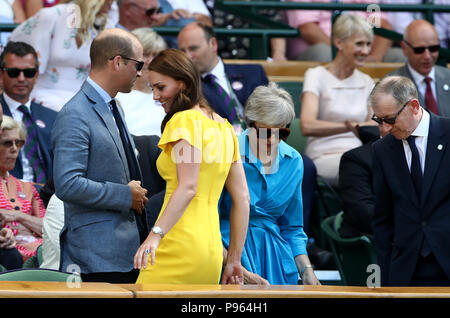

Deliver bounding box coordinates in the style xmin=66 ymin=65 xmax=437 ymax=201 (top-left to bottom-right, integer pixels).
xmin=18 ymin=105 xmax=46 ymax=184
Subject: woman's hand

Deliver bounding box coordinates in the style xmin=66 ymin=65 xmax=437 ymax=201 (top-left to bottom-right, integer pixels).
xmin=0 ymin=228 xmax=16 ymax=249
xmin=243 ymin=269 xmax=270 ymax=285
xmin=133 ymin=233 xmax=161 ymax=270
xmin=301 ymin=267 xmax=321 ymax=285
xmin=0 ymin=209 xmax=18 ymax=223
xmin=222 ymin=261 xmax=244 ymax=284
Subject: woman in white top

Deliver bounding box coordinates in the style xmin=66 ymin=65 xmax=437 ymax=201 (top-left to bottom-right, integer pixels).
xmin=300 ymin=14 xmax=376 ymax=187
xmin=9 ymin=0 xmax=116 ymax=112
xmin=115 ymin=27 xmax=167 ymax=137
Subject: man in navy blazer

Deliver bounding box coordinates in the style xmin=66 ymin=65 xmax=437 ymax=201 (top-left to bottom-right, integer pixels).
xmin=370 ymin=76 xmax=450 ymax=286
xmin=52 ymin=28 xmax=149 ymax=283
xmin=0 ymin=41 xmax=56 ymax=184
xmin=178 ymin=22 xmax=268 ymax=131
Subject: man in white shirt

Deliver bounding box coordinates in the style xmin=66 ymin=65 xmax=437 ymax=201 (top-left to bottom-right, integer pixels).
xmin=370 ymin=75 xmax=450 ymax=286
xmin=388 ymin=19 xmax=450 ymax=117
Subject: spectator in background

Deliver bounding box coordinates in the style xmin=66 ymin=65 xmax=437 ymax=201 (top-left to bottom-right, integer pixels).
xmin=381 ymin=0 xmax=450 ymax=50
xmin=0 ymin=0 xmax=26 ymax=23
xmin=9 ymin=0 xmax=116 ymax=112
xmin=116 ymin=0 xmax=160 ymax=31
xmin=387 ymin=19 xmax=450 ymax=117
xmin=0 ymin=41 xmax=57 ymax=185
xmin=116 ymin=27 xmax=167 ymax=136
xmin=155 ymin=0 xmax=212 ymax=47
xmin=0 ymin=115 xmax=46 ymax=262
xmin=20 ymin=0 xmax=59 ymax=19
xmin=178 ymin=22 xmax=269 ymax=134
xmin=300 ymin=14 xmax=376 ymax=187
xmin=220 ymin=82 xmax=320 ymax=285
xmin=285 ymin=0 xmax=406 ymax=62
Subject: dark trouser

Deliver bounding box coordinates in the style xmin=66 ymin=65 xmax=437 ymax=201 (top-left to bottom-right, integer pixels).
xmin=0 ymin=248 xmax=23 ymax=270
xmin=80 ymin=269 xmax=139 ymax=284
xmin=411 ymin=253 xmax=450 ymax=286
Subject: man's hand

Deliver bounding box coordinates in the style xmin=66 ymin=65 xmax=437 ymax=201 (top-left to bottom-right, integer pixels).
xmin=128 ymin=180 xmax=148 ymax=214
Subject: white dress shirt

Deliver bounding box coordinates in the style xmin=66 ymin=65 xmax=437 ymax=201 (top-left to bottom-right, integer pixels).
xmin=408 ymin=64 xmax=437 ymax=104
xmin=402 ymin=108 xmax=430 ymax=174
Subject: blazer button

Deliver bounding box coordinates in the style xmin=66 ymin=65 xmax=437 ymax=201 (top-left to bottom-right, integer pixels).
xmin=129 ymin=215 xmax=135 ymax=222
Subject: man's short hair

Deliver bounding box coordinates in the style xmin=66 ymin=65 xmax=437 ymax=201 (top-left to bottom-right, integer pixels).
xmin=0 ymin=41 xmax=39 ymax=69
xmin=195 ymin=22 xmax=215 ymax=42
xmin=90 ymin=32 xmax=136 ymax=69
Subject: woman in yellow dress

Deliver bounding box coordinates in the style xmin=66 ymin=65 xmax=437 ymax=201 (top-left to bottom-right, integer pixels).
xmin=134 ymin=48 xmax=250 ymax=284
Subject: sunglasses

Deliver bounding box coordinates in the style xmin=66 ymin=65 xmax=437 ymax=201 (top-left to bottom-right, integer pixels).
xmin=109 ymin=55 xmax=144 ymax=72
xmin=404 ymin=41 xmax=440 ymax=54
xmin=2 ymin=67 xmax=38 ymax=78
xmin=130 ymin=2 xmax=161 ymax=16
xmin=0 ymin=139 xmax=25 ymax=148
xmin=251 ymin=123 xmax=291 ymax=140
xmin=371 ymin=100 xmax=410 ymax=125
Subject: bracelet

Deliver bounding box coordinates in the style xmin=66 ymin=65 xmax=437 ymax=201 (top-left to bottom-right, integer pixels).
xmin=300 ymin=264 xmax=314 ymax=279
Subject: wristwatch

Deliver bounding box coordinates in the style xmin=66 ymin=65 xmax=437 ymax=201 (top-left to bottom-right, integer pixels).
xmin=151 ymin=226 xmax=165 ymax=238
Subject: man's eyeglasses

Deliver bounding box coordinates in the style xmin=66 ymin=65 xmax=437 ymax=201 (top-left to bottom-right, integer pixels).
xmin=251 ymin=123 xmax=291 ymax=140
xmin=129 ymin=2 xmax=161 ymax=16
xmin=109 ymin=55 xmax=144 ymax=72
xmin=1 ymin=67 xmax=38 ymax=78
xmin=371 ymin=100 xmax=411 ymax=125
xmin=0 ymin=139 xmax=25 ymax=148
xmin=404 ymin=41 xmax=440 ymax=54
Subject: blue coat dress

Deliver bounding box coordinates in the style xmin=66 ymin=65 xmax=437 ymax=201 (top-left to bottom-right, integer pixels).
xmin=220 ymin=131 xmax=308 ymax=284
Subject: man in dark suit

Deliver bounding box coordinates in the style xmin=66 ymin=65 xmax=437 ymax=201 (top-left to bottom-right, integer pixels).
xmin=338 ymin=126 xmax=389 ymax=241
xmin=0 ymin=41 xmax=57 ymax=184
xmin=52 ymin=28 xmax=149 ymax=283
xmin=132 ymin=134 xmax=165 ymax=228
xmin=387 ymin=20 xmax=450 ymax=117
xmin=370 ymin=75 xmax=450 ymax=287
xmin=177 ymin=22 xmax=268 ymax=133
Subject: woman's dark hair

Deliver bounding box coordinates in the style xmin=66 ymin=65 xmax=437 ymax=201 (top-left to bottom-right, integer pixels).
xmin=148 ymin=48 xmax=210 ymax=132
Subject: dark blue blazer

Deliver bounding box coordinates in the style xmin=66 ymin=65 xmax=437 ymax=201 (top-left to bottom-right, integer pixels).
xmin=0 ymin=94 xmax=57 ymax=181
xmin=202 ymin=63 xmax=268 ymax=122
xmin=372 ymin=112 xmax=450 ymax=286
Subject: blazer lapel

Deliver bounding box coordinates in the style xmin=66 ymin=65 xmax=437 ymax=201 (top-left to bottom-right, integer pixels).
xmin=224 ymin=64 xmax=245 ymax=105
xmin=421 ymin=114 xmax=446 ymax=212
xmin=82 ymin=82 xmax=130 ymax=179
xmin=435 ymin=67 xmax=450 ymax=117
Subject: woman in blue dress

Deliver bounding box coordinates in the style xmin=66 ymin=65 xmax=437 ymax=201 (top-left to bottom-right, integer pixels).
xmin=220 ymin=82 xmax=320 ymax=285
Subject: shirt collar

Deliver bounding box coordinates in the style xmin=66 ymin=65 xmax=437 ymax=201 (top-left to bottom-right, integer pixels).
xmin=203 ymin=58 xmax=225 ymax=80
xmin=408 ymin=63 xmax=436 ymax=84
xmin=86 ymin=76 xmax=113 ymax=104
xmin=3 ymin=92 xmax=31 ymax=112
xmin=411 ymin=107 xmax=430 ymax=138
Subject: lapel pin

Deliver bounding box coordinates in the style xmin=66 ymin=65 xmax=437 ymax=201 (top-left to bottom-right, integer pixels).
xmin=438 ymin=144 xmax=443 ymax=150
xmin=232 ymin=81 xmax=243 ymax=91
xmin=35 ymin=119 xmax=46 ymax=129
xmin=443 ymin=84 xmax=449 ymax=91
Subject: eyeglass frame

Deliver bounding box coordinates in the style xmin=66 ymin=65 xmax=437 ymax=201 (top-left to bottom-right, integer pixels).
xmin=0 ymin=139 xmax=26 ymax=148
xmin=129 ymin=1 xmax=161 ymax=16
xmin=403 ymin=40 xmax=440 ymax=55
xmin=1 ymin=67 xmax=38 ymax=78
xmin=109 ymin=55 xmax=144 ymax=72
xmin=371 ymin=99 xmax=411 ymax=125
xmin=250 ymin=123 xmax=291 ymax=141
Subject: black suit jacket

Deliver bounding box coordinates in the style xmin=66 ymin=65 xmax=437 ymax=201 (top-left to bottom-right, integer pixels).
xmin=132 ymin=135 xmax=166 ymax=229
xmin=372 ymin=112 xmax=450 ymax=286
xmin=202 ymin=63 xmax=268 ymax=122
xmin=0 ymin=94 xmax=57 ymax=181
xmin=338 ymin=140 xmax=376 ymax=241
